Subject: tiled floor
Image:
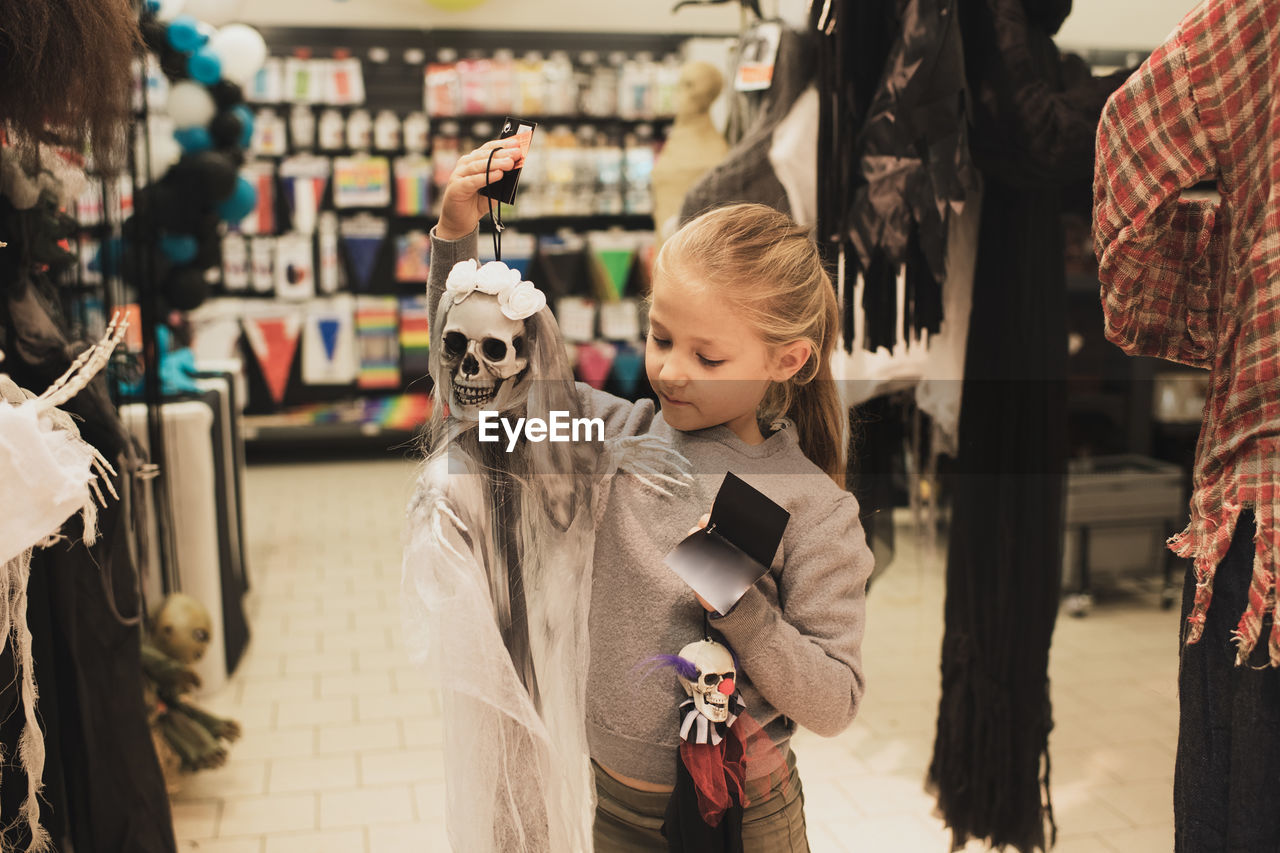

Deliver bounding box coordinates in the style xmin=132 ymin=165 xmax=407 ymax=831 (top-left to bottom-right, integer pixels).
xmin=172 ymin=456 xmax=1178 ymax=852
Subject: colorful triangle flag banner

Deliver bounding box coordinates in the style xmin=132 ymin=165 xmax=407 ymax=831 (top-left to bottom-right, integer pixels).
xmin=576 ymin=341 xmax=616 ymax=390
xmin=302 ymin=296 xmax=358 ymax=385
xmin=242 ymin=312 xmax=303 ymax=405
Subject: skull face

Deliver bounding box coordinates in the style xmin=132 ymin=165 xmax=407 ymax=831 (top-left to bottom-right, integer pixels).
xmin=439 ymin=293 xmax=529 ymax=418
xmin=677 ymin=639 xmax=737 ymax=723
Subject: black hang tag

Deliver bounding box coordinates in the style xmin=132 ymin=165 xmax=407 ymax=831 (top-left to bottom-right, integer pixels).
xmin=664 ymin=473 xmax=791 ymax=615
xmin=476 ymin=117 xmax=537 ymax=206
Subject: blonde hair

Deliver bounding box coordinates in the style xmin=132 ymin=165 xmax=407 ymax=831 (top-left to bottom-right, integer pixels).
xmin=655 ymin=203 xmax=846 ymax=487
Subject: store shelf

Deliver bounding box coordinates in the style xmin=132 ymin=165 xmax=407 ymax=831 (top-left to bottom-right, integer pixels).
xmin=242 ymin=393 xmax=431 ymax=443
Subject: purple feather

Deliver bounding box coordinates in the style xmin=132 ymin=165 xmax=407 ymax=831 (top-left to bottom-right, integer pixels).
xmin=637 ymin=654 xmax=699 ymax=682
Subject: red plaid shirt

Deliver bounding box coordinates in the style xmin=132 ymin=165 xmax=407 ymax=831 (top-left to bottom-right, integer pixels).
xmin=1094 ymin=0 xmax=1280 ymax=666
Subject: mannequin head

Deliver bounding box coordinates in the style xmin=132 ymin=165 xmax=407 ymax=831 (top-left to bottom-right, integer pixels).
xmin=675 ymin=62 xmax=724 ymax=121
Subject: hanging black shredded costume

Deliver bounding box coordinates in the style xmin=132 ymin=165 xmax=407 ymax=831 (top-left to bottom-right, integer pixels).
xmin=927 ymin=1 xmax=1129 ymax=849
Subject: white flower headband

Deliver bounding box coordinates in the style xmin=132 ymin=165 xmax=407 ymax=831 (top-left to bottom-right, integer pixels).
xmin=443 ymin=259 xmax=547 ymax=321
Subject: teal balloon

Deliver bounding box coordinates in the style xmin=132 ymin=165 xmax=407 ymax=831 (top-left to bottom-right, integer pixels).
xmin=217 ymin=175 xmax=256 ymax=221
xmin=232 ymin=105 xmax=254 ymax=148
xmin=93 ymin=237 xmax=125 ymax=276
xmin=167 ymin=17 xmax=206 ymax=53
xmin=188 ymin=49 xmax=222 ymax=84
xmin=174 ymin=126 xmax=213 ymax=152
xmin=159 ymin=234 xmax=198 ymax=264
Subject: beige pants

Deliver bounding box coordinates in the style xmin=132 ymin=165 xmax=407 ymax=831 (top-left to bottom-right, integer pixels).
xmin=592 ymin=750 xmax=809 ymax=852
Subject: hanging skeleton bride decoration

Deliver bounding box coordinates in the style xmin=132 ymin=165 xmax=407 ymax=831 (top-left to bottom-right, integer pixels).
xmin=0 ymin=313 xmax=127 ymax=852
xmin=404 ymin=258 xmax=688 ymax=852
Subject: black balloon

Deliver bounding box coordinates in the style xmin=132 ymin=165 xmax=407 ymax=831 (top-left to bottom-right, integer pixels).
xmin=169 ymin=151 xmax=238 ymax=202
xmin=165 ymin=267 xmax=209 ymax=311
xmin=159 ymin=46 xmax=189 ymax=82
xmin=209 ymin=110 xmax=245 ymax=149
xmin=140 ymin=20 xmax=168 ymax=53
xmin=209 ymin=81 xmax=245 ymax=110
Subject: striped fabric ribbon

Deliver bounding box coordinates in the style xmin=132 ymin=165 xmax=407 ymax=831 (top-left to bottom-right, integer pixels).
xmin=677 ymin=695 xmax=747 ymax=747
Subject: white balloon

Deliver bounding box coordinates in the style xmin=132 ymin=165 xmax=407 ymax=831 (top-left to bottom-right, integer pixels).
xmin=180 ymin=0 xmax=244 ymax=26
xmin=167 ymin=81 xmax=216 ymax=128
xmin=209 ymin=25 xmax=267 ymax=86
xmin=152 ymin=0 xmax=186 ymax=22
xmin=146 ymin=133 xmax=183 ymax=178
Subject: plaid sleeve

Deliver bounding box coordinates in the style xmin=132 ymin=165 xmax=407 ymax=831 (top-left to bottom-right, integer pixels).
xmin=1093 ymin=35 xmax=1225 ymax=369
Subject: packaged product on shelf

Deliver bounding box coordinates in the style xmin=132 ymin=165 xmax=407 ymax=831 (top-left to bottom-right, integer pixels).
xmin=599 ymin=298 xmax=642 ymax=341
xmin=317 ymin=108 xmax=346 ymax=151
xmin=655 ymin=54 xmax=681 ymax=117
xmin=332 ymin=155 xmax=391 ymax=208
xmin=623 ymin=127 xmax=657 ymax=215
xmin=317 ymin=212 xmax=342 ymax=294
xmin=339 ymin=213 xmax=388 ymax=292
xmin=279 ymin=154 xmax=332 ymax=235
xmin=289 ymin=105 xmax=316 ymax=150
xmin=398 ymin=295 xmax=432 ymax=380
xmin=275 ymin=233 xmax=316 ymax=300
xmin=222 ymin=233 xmax=250 ymax=291
xmin=329 ymin=56 xmax=366 ymax=105
xmin=430 ymin=124 xmax=461 ymax=187
xmin=477 ymin=230 xmax=535 ymax=277
xmin=78 ymin=238 xmax=102 ymax=285
xmin=395 ymin=231 xmax=431 ymax=282
xmin=594 ymin=132 xmax=625 ymax=215
xmin=242 ymin=308 xmax=304 ymax=405
xmin=354 ymin=295 xmax=401 ymax=389
xmin=248 ymin=57 xmax=285 ymax=104
xmin=250 ymin=108 xmax=289 ymax=157
xmin=301 ymin=294 xmax=359 ymax=385
xmin=142 ymin=55 xmax=169 ymax=112
xmin=238 ymin=161 xmax=277 ymax=234
xmin=75 ymin=181 xmax=104 ymax=226
xmin=489 ymin=50 xmax=517 ymax=116
xmin=284 ymin=56 xmax=324 ymax=104
xmin=373 ymin=111 xmax=402 ymax=152
xmin=345 ymin=109 xmax=373 ymax=151
xmin=544 ymin=51 xmax=576 ymax=115
xmin=618 ymin=54 xmax=655 ymax=120
xmin=584 ymin=60 xmax=619 ymax=118
xmin=575 ymin=340 xmax=617 ymax=389
xmin=402 ymin=112 xmax=430 ymax=154
xmin=515 ymin=52 xmax=547 ymax=115
xmin=542 ymin=125 xmax=580 ymax=216
xmin=393 ymin=156 xmax=432 ymax=217
xmin=556 ymin=296 xmax=597 ymax=344
xmin=457 ymin=56 xmax=492 ymax=115
xmin=107 ymin=174 xmax=134 ymax=221
xmin=250 ymin=237 xmax=275 ymax=293
xmin=425 ymin=55 xmax=462 ymax=117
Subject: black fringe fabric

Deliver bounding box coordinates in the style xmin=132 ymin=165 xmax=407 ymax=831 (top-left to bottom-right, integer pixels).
xmin=927 ymin=1 xmax=1130 ymax=850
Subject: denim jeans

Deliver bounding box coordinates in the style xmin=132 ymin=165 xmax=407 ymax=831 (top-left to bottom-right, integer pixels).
xmin=1175 ymin=509 xmax=1280 ymax=852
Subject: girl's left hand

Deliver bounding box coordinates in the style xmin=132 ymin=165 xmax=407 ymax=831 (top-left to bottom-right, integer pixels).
xmin=687 ymin=514 xmax=716 ymax=612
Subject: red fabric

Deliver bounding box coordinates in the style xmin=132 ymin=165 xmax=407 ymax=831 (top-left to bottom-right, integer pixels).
xmin=679 ymin=710 xmax=789 ymax=827
xmin=1094 ymin=0 xmax=1280 ymax=666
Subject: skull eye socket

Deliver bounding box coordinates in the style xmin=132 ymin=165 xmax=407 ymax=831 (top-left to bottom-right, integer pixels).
xmin=701 ymin=673 xmax=722 ymax=687
xmin=193 ymin=628 xmax=210 ymax=643
xmin=443 ymin=332 xmax=467 ymax=358
xmin=481 ymin=337 xmax=509 ymax=361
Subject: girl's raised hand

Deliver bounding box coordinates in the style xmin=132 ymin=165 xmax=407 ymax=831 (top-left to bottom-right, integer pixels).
xmin=436 ymin=138 xmax=524 ymax=240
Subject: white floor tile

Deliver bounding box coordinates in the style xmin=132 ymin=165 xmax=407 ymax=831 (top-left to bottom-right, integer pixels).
xmin=171 ymin=455 xmax=1189 ymax=853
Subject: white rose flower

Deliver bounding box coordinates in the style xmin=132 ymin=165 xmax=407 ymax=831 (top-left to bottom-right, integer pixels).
xmin=444 ymin=259 xmax=480 ymax=304
xmin=475 ymin=261 xmax=522 ymax=295
xmin=499 ymin=280 xmax=547 ymax=320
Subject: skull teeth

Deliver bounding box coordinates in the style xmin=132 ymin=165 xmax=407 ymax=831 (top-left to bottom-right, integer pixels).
xmin=453 ymin=379 xmax=498 ymax=406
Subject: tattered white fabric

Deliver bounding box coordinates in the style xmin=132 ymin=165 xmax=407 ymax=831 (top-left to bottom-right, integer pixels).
xmin=0 ymin=314 xmax=126 ymax=853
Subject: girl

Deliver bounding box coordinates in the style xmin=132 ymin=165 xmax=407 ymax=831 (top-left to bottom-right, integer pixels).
xmin=432 ymin=140 xmax=872 ymax=852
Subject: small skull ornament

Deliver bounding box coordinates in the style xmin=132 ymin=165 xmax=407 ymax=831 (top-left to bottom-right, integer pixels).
xmin=439 ymin=292 xmax=529 ymax=418
xmin=152 ymin=593 xmax=214 ymax=666
xmin=677 ymin=639 xmax=737 ymax=723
